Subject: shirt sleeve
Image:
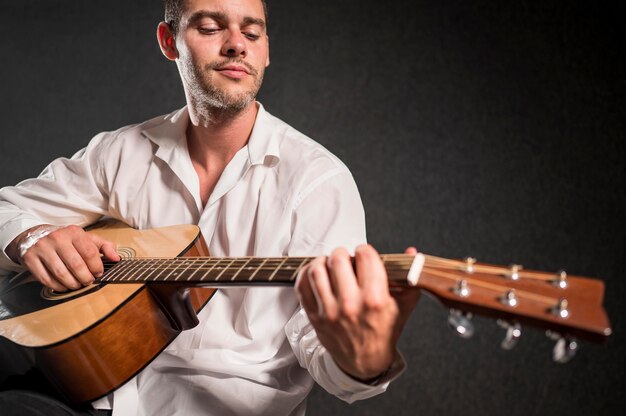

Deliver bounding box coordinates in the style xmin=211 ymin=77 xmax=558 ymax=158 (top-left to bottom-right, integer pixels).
xmin=284 ymin=168 xmax=407 ymax=403
xmin=0 ymin=133 xmax=111 ymax=272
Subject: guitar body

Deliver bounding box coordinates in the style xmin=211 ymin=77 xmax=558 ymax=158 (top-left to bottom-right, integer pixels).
xmin=0 ymin=221 xmax=215 ymax=404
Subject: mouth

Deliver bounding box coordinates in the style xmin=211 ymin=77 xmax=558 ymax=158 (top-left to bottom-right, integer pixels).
xmin=215 ymin=64 xmax=251 ymax=79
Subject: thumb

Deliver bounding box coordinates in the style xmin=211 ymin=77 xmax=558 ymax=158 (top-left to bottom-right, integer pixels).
xmin=404 ymin=246 xmax=418 ymax=255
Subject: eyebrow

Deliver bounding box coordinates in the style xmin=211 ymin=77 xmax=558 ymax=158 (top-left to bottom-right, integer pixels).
xmin=187 ymin=10 xmax=266 ymax=30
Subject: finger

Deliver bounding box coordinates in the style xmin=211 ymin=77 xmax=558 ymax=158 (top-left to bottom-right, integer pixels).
xmin=327 ymin=247 xmax=359 ymax=298
xmin=60 ymin=245 xmax=97 ymax=285
xmin=89 ymin=234 xmax=120 ymax=262
xmin=295 ymin=264 xmax=318 ymax=316
xmin=22 ymin=255 xmax=68 ymax=292
xmin=309 ymin=256 xmax=339 ymax=319
xmin=354 ymin=244 xmax=389 ymax=297
xmin=39 ymin=251 xmax=82 ymax=290
xmin=404 ymin=246 xmax=418 ymax=255
xmin=74 ymin=237 xmax=105 ymax=279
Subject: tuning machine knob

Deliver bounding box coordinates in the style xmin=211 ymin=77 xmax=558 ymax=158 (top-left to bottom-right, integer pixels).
xmin=497 ymin=320 xmax=522 ymax=350
xmin=546 ymin=331 xmax=578 ymax=363
xmin=551 ymin=270 xmax=568 ymax=289
xmin=448 ymin=309 xmax=474 ymax=338
xmin=549 ymin=298 xmax=570 ymax=319
xmin=464 ymin=257 xmax=477 ymax=274
xmin=506 ymin=264 xmax=523 ymax=280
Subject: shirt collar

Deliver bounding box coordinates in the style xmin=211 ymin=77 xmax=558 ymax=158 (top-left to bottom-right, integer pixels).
xmin=140 ymin=103 xmax=281 ymax=168
xmin=247 ymin=103 xmax=280 ymax=167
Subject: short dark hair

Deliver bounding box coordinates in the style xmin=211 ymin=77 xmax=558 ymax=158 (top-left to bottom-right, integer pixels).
xmin=164 ymin=0 xmax=268 ymax=35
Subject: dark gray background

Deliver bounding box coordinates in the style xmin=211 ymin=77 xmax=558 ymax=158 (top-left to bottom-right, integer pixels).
xmin=1 ymin=1 xmax=624 ymax=415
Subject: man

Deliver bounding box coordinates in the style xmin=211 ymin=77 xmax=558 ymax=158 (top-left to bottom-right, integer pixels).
xmin=0 ymin=0 xmax=419 ymax=414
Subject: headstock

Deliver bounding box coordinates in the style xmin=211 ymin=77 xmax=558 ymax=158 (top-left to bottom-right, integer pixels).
xmin=383 ymin=253 xmax=612 ymax=362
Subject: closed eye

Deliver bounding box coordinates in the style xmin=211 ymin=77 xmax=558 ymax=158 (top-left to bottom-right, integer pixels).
xmin=198 ymin=27 xmax=220 ymax=35
xmin=244 ymin=32 xmax=260 ymax=41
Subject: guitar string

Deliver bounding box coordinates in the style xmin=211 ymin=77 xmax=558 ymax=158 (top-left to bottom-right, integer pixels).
xmin=422 ymin=267 xmax=559 ymax=305
xmin=100 ymin=256 xmax=559 ymax=279
xmin=99 ymin=256 xmax=564 ymax=288
xmin=421 ymin=255 xmax=563 ymax=282
xmin=99 ymin=256 xmax=416 ymax=283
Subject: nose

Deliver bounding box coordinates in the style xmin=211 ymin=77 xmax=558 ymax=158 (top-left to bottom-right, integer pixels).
xmin=221 ymin=27 xmax=247 ymax=58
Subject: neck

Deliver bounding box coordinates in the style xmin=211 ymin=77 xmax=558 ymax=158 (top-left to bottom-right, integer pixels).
xmin=100 ymin=254 xmax=420 ymax=287
xmin=186 ymin=102 xmax=259 ymax=165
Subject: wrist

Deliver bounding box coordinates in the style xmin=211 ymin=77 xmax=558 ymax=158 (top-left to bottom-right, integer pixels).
xmin=349 ymin=366 xmax=392 ymax=385
xmin=14 ymin=225 xmax=61 ymax=263
xmin=338 ymin=354 xmax=395 ymax=385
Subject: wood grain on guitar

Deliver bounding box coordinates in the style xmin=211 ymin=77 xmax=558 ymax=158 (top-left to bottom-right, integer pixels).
xmin=0 ymin=221 xmax=612 ymax=404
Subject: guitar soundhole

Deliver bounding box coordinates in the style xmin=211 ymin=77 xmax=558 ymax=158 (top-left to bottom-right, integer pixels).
xmin=117 ymin=247 xmax=136 ymax=259
xmin=41 ymin=284 xmax=101 ymax=301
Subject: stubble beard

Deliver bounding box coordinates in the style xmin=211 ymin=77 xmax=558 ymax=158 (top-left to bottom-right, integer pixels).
xmin=181 ymin=55 xmax=264 ymax=122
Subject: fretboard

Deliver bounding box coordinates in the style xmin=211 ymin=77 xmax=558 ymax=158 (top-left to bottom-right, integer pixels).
xmin=99 ymin=254 xmax=419 ymax=287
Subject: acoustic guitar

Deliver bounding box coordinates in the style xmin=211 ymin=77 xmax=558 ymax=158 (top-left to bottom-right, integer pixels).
xmin=0 ymin=220 xmax=612 ymax=404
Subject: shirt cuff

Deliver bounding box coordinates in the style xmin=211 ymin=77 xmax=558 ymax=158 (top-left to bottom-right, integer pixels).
xmin=321 ymin=347 xmax=407 ymax=392
xmin=0 ymin=218 xmax=48 ymax=272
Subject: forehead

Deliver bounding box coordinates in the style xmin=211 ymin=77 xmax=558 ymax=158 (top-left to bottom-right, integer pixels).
xmin=182 ymin=0 xmax=266 ymax=22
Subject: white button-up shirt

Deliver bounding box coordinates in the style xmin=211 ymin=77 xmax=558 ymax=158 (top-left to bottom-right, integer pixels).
xmin=0 ymin=104 xmax=403 ymax=415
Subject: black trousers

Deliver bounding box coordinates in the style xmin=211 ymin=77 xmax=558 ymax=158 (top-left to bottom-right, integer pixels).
xmin=0 ymin=390 xmax=112 ymax=416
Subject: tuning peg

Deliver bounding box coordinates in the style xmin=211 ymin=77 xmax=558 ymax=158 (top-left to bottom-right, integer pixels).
xmin=546 ymin=331 xmax=578 ymax=363
xmin=549 ymin=298 xmax=570 ymax=319
xmin=464 ymin=257 xmax=477 ymax=274
xmin=497 ymin=320 xmax=521 ymax=350
xmin=506 ymin=264 xmax=523 ymax=280
xmin=551 ymin=270 xmax=568 ymax=289
xmin=448 ymin=309 xmax=474 ymax=338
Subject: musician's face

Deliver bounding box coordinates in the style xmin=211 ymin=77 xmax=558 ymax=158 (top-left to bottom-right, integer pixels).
xmin=171 ymin=0 xmax=270 ymax=112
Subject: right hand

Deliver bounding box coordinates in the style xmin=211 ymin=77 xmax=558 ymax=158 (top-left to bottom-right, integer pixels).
xmin=9 ymin=225 xmax=120 ymax=292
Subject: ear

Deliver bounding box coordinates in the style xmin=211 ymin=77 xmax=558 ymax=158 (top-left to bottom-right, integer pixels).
xmin=157 ymin=22 xmax=178 ymax=61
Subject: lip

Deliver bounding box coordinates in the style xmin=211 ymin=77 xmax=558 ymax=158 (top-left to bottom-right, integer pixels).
xmin=216 ymin=65 xmax=250 ymax=79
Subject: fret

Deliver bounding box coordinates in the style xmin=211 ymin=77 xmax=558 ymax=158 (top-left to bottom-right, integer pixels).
xmin=173 ymin=258 xmax=195 ymax=282
xmin=237 ymin=258 xmax=267 ymax=282
xmin=270 ymin=257 xmax=308 ymax=283
xmin=231 ymin=258 xmax=252 ymax=281
xmin=186 ymin=258 xmax=210 ymax=282
xmin=289 ymin=257 xmax=311 ymax=282
xmin=247 ymin=258 xmax=267 ymax=281
xmin=107 ymin=258 xmax=143 ymax=282
xmin=207 ymin=258 xmax=246 ymax=281
xmin=199 ymin=258 xmax=222 ymax=282
xmin=159 ymin=259 xmax=182 ymax=282
xmin=123 ymin=259 xmax=154 ymax=283
xmin=103 ymin=262 xmax=125 ymax=282
xmin=249 ymin=258 xmax=286 ymax=282
xmin=213 ymin=258 xmax=235 ymax=281
xmin=200 ymin=257 xmax=234 ymax=282
xmin=267 ymin=257 xmax=288 ymax=282
xmin=104 ymin=260 xmax=130 ymax=282
xmin=141 ymin=258 xmax=169 ymax=282
xmin=381 ymin=254 xmax=415 ymax=284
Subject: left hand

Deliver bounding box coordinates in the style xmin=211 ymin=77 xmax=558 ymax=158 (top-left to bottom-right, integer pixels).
xmin=295 ymin=244 xmax=420 ymax=381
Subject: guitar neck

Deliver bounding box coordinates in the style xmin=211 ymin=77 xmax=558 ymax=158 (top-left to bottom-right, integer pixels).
xmin=99 ymin=253 xmax=611 ymax=343
xmin=100 ymin=254 xmax=419 ymax=286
